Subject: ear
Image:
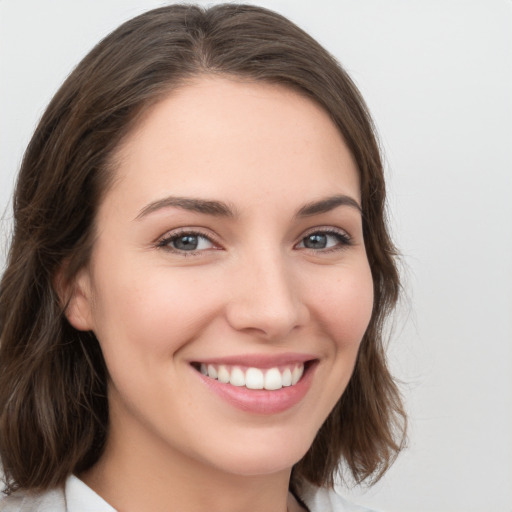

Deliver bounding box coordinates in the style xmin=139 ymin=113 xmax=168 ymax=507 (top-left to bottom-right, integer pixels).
xmin=54 ymin=265 xmax=95 ymax=332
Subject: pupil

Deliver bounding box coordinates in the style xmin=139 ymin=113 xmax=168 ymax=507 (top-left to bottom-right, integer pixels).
xmin=304 ymin=233 xmax=327 ymax=249
xmin=174 ymin=235 xmax=198 ymax=251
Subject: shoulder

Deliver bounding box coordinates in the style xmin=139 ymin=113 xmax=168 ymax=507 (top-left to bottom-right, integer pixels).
xmin=0 ymin=487 xmax=66 ymax=512
xmin=299 ymin=483 xmax=380 ymax=512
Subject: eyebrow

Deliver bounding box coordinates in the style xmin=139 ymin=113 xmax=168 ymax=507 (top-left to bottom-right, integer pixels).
xmin=134 ymin=193 xmax=361 ymax=221
xmin=295 ymin=194 xmax=362 ymax=217
xmin=135 ymin=196 xmax=238 ymax=220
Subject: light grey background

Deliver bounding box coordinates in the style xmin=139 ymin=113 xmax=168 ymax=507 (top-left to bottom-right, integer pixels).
xmin=1 ymin=1 xmax=511 ymax=511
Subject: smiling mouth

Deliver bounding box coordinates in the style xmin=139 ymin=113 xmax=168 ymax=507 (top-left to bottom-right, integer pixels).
xmin=191 ymin=361 xmax=316 ymax=391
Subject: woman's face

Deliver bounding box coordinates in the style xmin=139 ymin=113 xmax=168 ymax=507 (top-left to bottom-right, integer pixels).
xmin=70 ymin=77 xmax=374 ymax=477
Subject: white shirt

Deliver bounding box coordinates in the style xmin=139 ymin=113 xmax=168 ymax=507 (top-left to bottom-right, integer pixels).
xmin=0 ymin=475 xmax=378 ymax=512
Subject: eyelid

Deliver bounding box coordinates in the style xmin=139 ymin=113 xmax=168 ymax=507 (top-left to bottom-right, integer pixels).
xmin=295 ymin=226 xmax=353 ymax=251
xmin=155 ymin=227 xmax=222 ymax=254
xmin=155 ymin=225 xmax=353 ymax=255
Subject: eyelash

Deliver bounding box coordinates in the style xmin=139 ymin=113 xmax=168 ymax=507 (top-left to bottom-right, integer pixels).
xmin=298 ymin=228 xmax=353 ymax=253
xmin=156 ymin=227 xmax=352 ymax=256
xmin=156 ymin=229 xmax=218 ymax=257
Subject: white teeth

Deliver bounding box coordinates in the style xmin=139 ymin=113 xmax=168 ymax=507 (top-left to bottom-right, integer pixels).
xmin=282 ymin=368 xmax=292 ymax=387
xmin=291 ymin=365 xmax=304 ymax=385
xmin=207 ymin=364 xmax=218 ymax=379
xmin=245 ymin=368 xmax=264 ymax=389
xmin=199 ymin=362 xmax=306 ymax=390
xmin=230 ymin=367 xmax=245 ymax=387
xmin=217 ymin=365 xmax=230 ymax=383
xmin=264 ymin=368 xmax=283 ymax=390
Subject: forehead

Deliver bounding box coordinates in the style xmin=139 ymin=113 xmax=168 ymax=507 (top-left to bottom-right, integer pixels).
xmin=105 ymin=76 xmax=360 ymax=216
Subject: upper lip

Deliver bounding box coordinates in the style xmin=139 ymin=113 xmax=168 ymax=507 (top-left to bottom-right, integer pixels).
xmin=190 ymin=352 xmax=317 ymax=369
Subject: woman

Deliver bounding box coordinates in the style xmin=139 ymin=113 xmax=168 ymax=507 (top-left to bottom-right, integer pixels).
xmin=0 ymin=4 xmax=406 ymax=512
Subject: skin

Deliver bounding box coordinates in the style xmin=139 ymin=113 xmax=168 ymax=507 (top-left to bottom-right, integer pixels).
xmin=66 ymin=77 xmax=374 ymax=512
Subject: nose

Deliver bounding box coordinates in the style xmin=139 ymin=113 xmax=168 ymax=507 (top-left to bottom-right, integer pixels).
xmin=225 ymin=251 xmax=309 ymax=340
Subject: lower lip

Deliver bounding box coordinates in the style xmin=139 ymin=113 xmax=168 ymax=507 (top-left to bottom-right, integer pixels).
xmin=194 ymin=362 xmax=317 ymax=415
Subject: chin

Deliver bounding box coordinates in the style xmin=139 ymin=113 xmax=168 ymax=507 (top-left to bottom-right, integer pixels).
xmin=193 ymin=425 xmax=315 ymax=477
xmin=211 ymin=451 xmax=306 ymax=478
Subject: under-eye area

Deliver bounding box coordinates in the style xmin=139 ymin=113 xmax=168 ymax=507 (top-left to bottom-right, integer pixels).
xmin=190 ymin=360 xmax=318 ymax=391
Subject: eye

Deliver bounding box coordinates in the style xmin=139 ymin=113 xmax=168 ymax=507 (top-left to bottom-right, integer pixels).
xmin=157 ymin=230 xmax=216 ymax=253
xmin=296 ymin=229 xmax=351 ymax=251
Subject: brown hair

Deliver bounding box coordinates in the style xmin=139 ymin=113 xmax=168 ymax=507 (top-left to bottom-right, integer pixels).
xmin=0 ymin=3 xmax=405 ymax=495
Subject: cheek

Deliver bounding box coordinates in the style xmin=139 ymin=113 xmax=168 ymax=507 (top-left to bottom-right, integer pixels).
xmin=89 ymin=262 xmax=222 ymax=360
xmin=312 ymin=262 xmax=374 ymax=350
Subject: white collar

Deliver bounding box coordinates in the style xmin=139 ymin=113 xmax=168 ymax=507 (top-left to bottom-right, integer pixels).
xmin=63 ymin=475 xmax=376 ymax=512
xmin=65 ymin=475 xmax=116 ymax=512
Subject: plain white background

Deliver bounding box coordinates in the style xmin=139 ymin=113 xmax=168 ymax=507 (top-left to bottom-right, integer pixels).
xmin=1 ymin=1 xmax=511 ymax=511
